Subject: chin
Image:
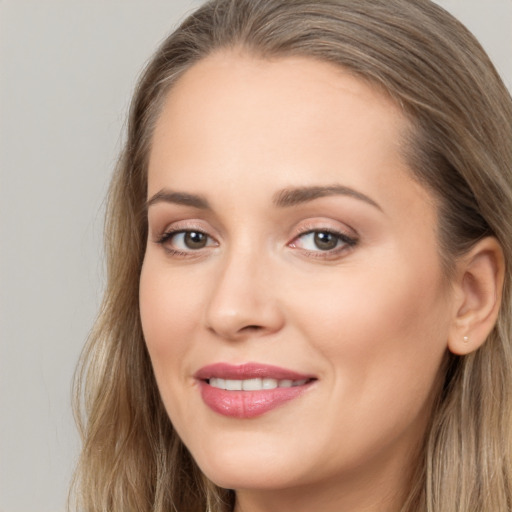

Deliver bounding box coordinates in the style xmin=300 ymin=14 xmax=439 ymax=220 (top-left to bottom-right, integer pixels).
xmin=202 ymin=464 xmax=299 ymax=492
xmin=190 ymin=439 xmax=308 ymax=491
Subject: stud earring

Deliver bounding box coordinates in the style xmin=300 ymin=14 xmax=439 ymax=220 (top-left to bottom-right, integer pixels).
xmin=463 ymin=335 xmax=469 ymax=343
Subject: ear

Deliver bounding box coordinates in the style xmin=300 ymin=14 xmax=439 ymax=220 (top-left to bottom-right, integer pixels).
xmin=448 ymin=237 xmax=505 ymax=355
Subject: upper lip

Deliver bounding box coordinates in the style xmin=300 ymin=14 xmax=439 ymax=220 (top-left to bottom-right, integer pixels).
xmin=194 ymin=362 xmax=316 ymax=381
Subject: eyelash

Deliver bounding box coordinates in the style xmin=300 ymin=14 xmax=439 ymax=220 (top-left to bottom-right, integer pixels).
xmin=290 ymin=228 xmax=358 ymax=259
xmin=155 ymin=227 xmax=358 ymax=259
xmin=156 ymin=229 xmax=216 ymax=257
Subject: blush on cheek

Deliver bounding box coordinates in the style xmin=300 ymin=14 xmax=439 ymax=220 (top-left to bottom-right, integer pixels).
xmin=140 ymin=264 xmax=183 ymax=345
xmin=139 ymin=267 xmax=202 ymax=411
xmin=295 ymin=262 xmax=449 ymax=395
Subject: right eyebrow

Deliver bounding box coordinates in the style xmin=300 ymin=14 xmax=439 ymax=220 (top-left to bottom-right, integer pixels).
xmin=273 ymin=184 xmax=382 ymax=211
xmin=145 ymin=189 xmax=211 ymax=211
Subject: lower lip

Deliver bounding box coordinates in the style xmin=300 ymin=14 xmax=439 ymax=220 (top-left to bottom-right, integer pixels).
xmin=198 ymin=381 xmax=312 ymax=419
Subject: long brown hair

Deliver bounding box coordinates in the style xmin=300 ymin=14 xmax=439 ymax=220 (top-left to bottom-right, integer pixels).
xmin=71 ymin=1 xmax=512 ymax=511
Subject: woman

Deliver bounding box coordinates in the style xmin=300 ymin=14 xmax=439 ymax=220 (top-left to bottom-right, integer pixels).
xmin=72 ymin=1 xmax=512 ymax=511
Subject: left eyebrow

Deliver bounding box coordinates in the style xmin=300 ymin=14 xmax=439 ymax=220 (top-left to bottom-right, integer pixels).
xmin=273 ymin=185 xmax=382 ymax=211
xmin=145 ymin=189 xmax=211 ymax=211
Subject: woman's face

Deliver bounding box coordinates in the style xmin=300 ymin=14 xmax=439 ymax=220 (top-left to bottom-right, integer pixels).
xmin=140 ymin=52 xmax=455 ymax=507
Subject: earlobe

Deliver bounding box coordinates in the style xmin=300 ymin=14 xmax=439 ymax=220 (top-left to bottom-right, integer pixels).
xmin=447 ymin=237 xmax=505 ymax=356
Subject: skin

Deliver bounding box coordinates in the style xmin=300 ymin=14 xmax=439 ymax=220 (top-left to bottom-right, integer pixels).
xmin=139 ymin=52 xmax=466 ymax=512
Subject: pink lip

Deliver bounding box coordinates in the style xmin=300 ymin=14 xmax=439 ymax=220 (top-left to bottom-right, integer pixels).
xmin=195 ymin=363 xmax=316 ymax=419
xmin=194 ymin=362 xmax=315 ymax=381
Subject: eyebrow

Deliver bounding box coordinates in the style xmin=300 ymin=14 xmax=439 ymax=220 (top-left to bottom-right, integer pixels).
xmin=145 ymin=189 xmax=210 ymax=210
xmin=273 ymin=185 xmax=382 ymax=211
xmin=145 ymin=184 xmax=382 ymax=212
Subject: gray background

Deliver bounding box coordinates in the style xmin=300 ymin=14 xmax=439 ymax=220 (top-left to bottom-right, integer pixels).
xmin=0 ymin=1 xmax=510 ymax=511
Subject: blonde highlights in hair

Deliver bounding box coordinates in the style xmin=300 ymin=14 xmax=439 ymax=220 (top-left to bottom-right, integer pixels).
xmin=72 ymin=1 xmax=512 ymax=511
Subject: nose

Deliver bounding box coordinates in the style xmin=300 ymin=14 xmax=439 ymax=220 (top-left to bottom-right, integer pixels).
xmin=204 ymin=248 xmax=285 ymax=340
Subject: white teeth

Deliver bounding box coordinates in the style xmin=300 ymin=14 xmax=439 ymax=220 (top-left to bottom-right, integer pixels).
xmin=225 ymin=379 xmax=243 ymax=391
xmin=262 ymin=378 xmax=278 ymax=389
xmin=209 ymin=378 xmax=225 ymax=389
xmin=208 ymin=377 xmax=308 ymax=390
xmin=242 ymin=378 xmax=262 ymax=391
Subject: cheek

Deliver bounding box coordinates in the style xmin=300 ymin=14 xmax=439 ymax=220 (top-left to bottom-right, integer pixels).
xmin=279 ymin=266 xmax=451 ymax=474
xmin=139 ymin=259 xmax=198 ymax=381
xmin=293 ymin=261 xmax=447 ymax=343
xmin=289 ymin=260 xmax=450 ymax=420
xmin=139 ymin=258 xmax=209 ymax=432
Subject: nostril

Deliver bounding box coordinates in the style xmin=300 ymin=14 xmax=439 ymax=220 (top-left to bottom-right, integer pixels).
xmin=242 ymin=325 xmax=263 ymax=332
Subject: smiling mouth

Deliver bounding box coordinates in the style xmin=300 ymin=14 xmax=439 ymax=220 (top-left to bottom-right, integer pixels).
xmin=195 ymin=363 xmax=317 ymax=418
xmin=207 ymin=377 xmax=312 ymax=391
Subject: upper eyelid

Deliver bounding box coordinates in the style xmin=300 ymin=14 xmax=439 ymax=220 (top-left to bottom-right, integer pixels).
xmin=153 ymin=219 xmax=217 ymax=238
xmin=295 ymin=226 xmax=351 ymax=236
xmin=158 ymin=227 xmax=216 ymax=243
xmin=292 ymin=220 xmax=358 ymax=239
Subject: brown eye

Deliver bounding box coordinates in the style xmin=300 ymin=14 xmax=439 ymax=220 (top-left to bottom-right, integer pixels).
xmin=184 ymin=231 xmax=208 ymax=249
xmin=156 ymin=229 xmax=216 ymax=253
xmin=313 ymin=231 xmax=339 ymax=251
xmin=290 ymin=229 xmax=358 ymax=256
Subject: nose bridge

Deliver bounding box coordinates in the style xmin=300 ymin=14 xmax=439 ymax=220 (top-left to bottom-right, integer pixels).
xmin=204 ymin=239 xmax=283 ymax=339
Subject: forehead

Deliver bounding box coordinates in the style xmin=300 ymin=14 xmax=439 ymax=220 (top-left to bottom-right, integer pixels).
xmin=147 ymin=52 xmax=433 ymax=227
xmin=150 ymin=52 xmax=408 ymax=185
xmin=154 ymin=52 xmax=404 ymax=140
